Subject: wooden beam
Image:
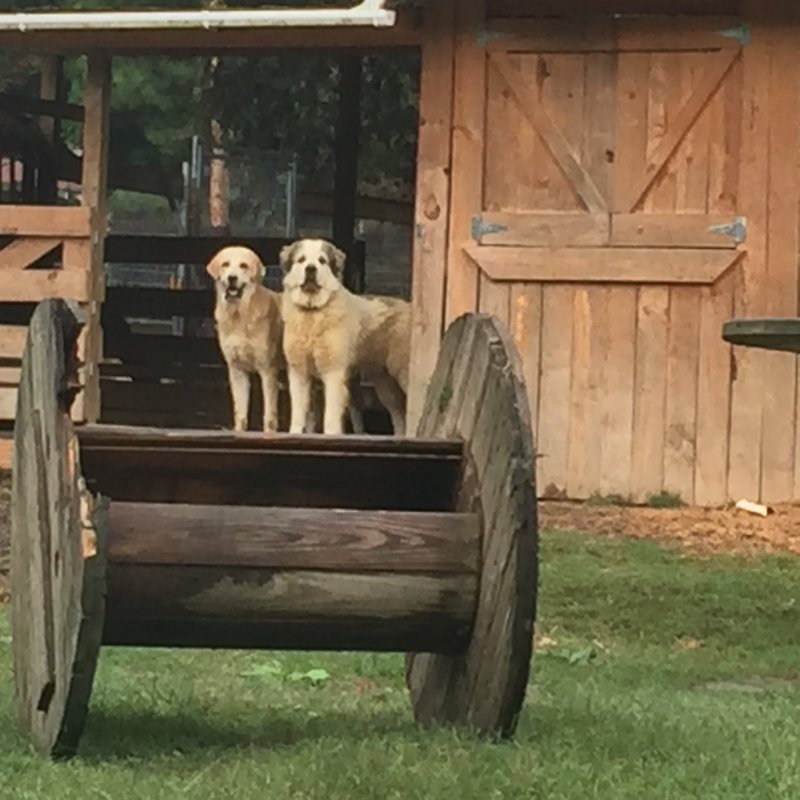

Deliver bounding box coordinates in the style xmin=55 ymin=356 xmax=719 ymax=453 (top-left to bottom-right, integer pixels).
xmin=0 ymin=13 xmax=422 ymax=54
xmin=465 ymin=245 xmax=743 ymax=285
xmin=0 ymin=325 xmax=27 ymax=358
xmin=103 ymin=564 xmax=475 ymax=653
xmin=107 ymin=502 xmax=479 ymax=573
xmin=407 ymin=0 xmax=456 ymax=431
xmin=0 ymin=237 xmax=61 ymax=269
xmin=0 ymin=90 xmax=82 ymax=122
xmin=80 ymin=54 xmax=111 ymax=423
xmin=333 ymin=55 xmax=363 ymax=292
xmin=0 ymin=205 xmax=92 ymax=237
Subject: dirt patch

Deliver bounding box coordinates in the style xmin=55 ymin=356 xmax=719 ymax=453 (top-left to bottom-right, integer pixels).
xmin=540 ymin=500 xmax=800 ymax=556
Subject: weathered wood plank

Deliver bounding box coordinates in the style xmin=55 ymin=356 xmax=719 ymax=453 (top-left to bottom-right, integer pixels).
xmin=465 ymin=245 xmax=741 ymax=284
xmin=0 ymin=325 xmax=27 ymax=358
xmin=598 ymin=287 xmax=637 ymax=497
xmin=408 ymin=314 xmax=537 ymax=740
xmin=536 ymin=285 xmax=573 ymax=498
xmin=488 ymin=50 xmax=607 ymax=214
xmin=663 ymin=287 xmax=700 ymax=502
xmin=11 ymin=299 xmax=106 ymax=759
xmin=0 ymin=237 xmax=61 ymax=269
xmin=474 ymin=212 xmax=608 ymax=247
xmin=510 ymin=284 xmax=543 ymax=454
xmin=623 ymin=51 xmax=737 ymax=215
xmin=760 ymin=21 xmax=799 ymax=504
xmin=107 ymin=503 xmax=479 ymax=574
xmin=444 ymin=0 xmax=487 ymax=323
xmin=728 ymin=10 xmax=769 ymax=501
xmin=694 ymin=274 xmax=734 ymax=506
xmin=103 ymin=565 xmax=475 ymax=653
xmin=0 ymin=267 xmax=92 ymax=302
xmin=0 ymin=205 xmax=92 ymax=237
xmin=630 ymin=287 xmax=669 ymax=503
xmin=611 ymin=213 xmax=740 ymax=248
xmin=407 ymin=0 xmax=456 ymax=432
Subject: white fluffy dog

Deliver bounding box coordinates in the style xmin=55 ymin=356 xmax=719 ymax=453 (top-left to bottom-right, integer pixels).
xmin=206 ymin=245 xmax=283 ymax=432
xmin=280 ymin=238 xmax=410 ymax=436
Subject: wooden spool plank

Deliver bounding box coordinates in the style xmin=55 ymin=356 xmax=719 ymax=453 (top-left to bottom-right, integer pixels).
xmin=106 ymin=503 xmax=479 ymax=574
xmin=406 ymin=313 xmax=538 ymax=740
xmin=103 ymin=565 xmax=476 ymax=653
xmin=11 ymin=298 xmax=107 ymax=759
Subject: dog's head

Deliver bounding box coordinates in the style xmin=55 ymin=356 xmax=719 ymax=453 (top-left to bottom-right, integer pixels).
xmin=279 ymin=238 xmax=346 ymax=310
xmin=206 ymin=246 xmax=265 ymax=302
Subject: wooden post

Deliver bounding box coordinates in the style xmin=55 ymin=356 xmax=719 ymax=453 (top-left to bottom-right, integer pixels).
xmin=79 ymin=54 xmax=111 ymax=423
xmin=38 ymin=55 xmax=64 ymax=204
xmin=332 ymin=54 xmax=363 ymax=292
xmin=406 ymin=0 xmax=457 ymax=432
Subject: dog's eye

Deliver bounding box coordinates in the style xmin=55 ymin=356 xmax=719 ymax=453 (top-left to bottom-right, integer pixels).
xmin=297 ymin=255 xmax=306 ymax=264
xmin=240 ymin=262 xmax=249 ymax=271
xmin=319 ymin=255 xmax=327 ymax=265
xmin=221 ymin=261 xmax=230 ymax=269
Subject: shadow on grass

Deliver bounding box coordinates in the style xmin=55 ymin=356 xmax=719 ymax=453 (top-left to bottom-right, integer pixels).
xmin=79 ymin=705 xmax=417 ymax=762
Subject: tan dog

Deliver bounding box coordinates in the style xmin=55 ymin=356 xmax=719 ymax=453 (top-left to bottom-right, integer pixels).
xmin=206 ymin=245 xmax=283 ymax=432
xmin=280 ymin=238 xmax=410 ymax=436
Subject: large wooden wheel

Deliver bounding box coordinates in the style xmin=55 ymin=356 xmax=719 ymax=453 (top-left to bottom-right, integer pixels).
xmin=11 ymin=299 xmax=107 ymax=759
xmin=406 ymin=313 xmax=538 ymax=739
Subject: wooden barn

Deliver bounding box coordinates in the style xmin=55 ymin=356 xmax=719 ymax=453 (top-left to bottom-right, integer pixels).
xmin=0 ymin=0 xmax=799 ymax=507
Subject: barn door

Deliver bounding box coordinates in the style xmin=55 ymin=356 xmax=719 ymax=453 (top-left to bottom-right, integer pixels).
xmin=449 ymin=14 xmax=747 ymax=504
xmin=461 ymin=16 xmax=746 ymax=285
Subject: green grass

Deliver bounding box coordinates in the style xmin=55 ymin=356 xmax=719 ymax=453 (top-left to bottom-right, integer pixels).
xmin=1 ymin=531 xmax=799 ymax=799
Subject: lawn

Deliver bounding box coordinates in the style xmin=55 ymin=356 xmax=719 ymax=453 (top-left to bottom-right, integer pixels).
xmin=1 ymin=530 xmax=799 ymax=800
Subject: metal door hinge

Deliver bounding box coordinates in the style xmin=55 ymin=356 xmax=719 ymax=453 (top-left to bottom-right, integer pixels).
xmin=715 ymin=22 xmax=750 ymax=46
xmin=471 ymin=215 xmax=507 ymax=240
xmin=708 ymin=216 xmax=747 ymax=244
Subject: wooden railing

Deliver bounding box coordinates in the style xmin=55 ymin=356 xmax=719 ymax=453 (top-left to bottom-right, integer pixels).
xmin=0 ymin=204 xmax=96 ymax=424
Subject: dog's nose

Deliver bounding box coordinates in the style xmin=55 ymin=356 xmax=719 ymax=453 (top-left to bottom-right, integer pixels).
xmin=305 ymin=265 xmax=317 ymax=280
xmin=226 ymin=275 xmax=238 ymax=286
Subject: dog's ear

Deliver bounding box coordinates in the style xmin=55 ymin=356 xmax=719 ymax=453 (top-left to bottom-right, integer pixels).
xmin=253 ymin=253 xmax=266 ymax=280
xmin=327 ymin=243 xmax=347 ymax=277
xmin=206 ymin=251 xmax=223 ymax=279
xmin=279 ymin=243 xmax=297 ymax=272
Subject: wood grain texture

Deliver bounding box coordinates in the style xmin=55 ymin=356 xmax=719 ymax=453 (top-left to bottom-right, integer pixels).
xmin=465 ymin=245 xmax=741 ymax=284
xmin=488 ymin=50 xmax=607 ymax=214
xmin=407 ymin=0 xmax=456 ymax=432
xmin=0 ymin=205 xmax=92 ymax=237
xmin=11 ymin=298 xmax=106 ymax=760
xmin=694 ymin=273 xmax=734 ymax=506
xmin=536 ymin=286 xmax=573 ymax=498
xmin=759 ymin=21 xmax=799 ymax=504
xmin=103 ymin=565 xmax=475 ymax=653
xmin=79 ymin=443 xmax=463 ymax=513
xmin=663 ymin=287 xmax=701 ymax=501
xmin=630 ymin=287 xmax=669 ymax=503
xmin=107 ymin=503 xmax=479 ymax=574
xmin=728 ymin=12 xmax=769 ymax=501
xmin=0 ymin=237 xmax=61 ymax=269
xmin=444 ymin=0 xmax=487 ymax=323
xmin=406 ymin=313 xmax=537 ymax=741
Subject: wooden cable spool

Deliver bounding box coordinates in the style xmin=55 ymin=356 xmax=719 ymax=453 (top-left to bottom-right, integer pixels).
xmin=11 ymin=299 xmax=538 ymax=759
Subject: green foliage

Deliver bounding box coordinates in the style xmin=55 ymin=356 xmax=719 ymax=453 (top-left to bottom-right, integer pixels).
xmin=1 ymin=0 xmax=420 ymax=199
xmin=647 ymin=490 xmax=685 ymax=508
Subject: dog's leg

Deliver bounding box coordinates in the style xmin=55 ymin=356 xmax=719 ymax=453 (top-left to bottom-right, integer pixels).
xmin=228 ymin=365 xmax=251 ymax=431
xmin=321 ymin=369 xmax=349 ymax=435
xmin=347 ymin=375 xmax=365 ymax=434
xmin=258 ymin=367 xmax=279 ymax=432
xmin=288 ymin=366 xmax=312 ymax=434
xmin=372 ymin=373 xmax=407 ymax=437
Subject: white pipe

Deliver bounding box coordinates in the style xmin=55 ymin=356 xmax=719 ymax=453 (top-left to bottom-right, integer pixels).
xmin=0 ymin=1 xmax=396 ymax=32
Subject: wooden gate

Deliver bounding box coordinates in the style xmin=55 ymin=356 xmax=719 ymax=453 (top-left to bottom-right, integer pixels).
xmin=446 ymin=10 xmax=749 ymax=504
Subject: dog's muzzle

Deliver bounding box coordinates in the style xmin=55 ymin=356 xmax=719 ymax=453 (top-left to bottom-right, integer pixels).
xmin=301 ymin=265 xmax=320 ymax=294
xmin=224 ymin=279 xmax=244 ymax=300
